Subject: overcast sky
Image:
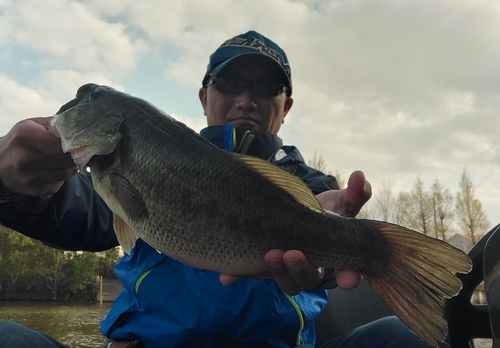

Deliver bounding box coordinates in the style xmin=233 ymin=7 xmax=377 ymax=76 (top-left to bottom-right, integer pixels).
xmin=1 ymin=0 xmax=499 ymax=227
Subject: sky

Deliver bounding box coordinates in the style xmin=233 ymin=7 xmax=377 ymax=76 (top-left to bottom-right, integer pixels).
xmin=1 ymin=0 xmax=499 ymax=228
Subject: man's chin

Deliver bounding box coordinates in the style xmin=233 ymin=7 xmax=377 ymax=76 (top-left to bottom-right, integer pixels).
xmin=230 ymin=121 xmax=260 ymax=131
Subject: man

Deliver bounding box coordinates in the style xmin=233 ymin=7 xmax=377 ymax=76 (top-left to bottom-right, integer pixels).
xmin=0 ymin=31 xmax=438 ymax=347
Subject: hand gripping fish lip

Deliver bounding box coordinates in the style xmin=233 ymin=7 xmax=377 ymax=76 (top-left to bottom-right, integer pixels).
xmin=49 ymin=86 xmax=124 ymax=170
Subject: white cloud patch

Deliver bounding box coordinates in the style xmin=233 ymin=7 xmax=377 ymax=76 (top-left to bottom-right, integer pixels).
xmin=0 ymin=0 xmax=499 ymax=225
xmin=82 ymin=0 xmax=314 ymax=86
xmin=1 ymin=0 xmax=147 ymax=76
xmin=0 ymin=75 xmax=59 ymax=134
xmin=37 ymin=70 xmax=122 ymax=101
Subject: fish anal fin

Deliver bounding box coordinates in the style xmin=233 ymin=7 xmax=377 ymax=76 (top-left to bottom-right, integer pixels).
xmin=235 ymin=153 xmax=324 ymax=213
xmin=113 ymin=214 xmax=137 ymax=255
xmin=363 ymin=221 xmax=472 ymax=347
xmin=110 ymin=173 xmax=149 ymax=221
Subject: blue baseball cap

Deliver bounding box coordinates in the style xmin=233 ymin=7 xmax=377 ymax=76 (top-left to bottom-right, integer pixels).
xmin=202 ymin=30 xmax=292 ymax=96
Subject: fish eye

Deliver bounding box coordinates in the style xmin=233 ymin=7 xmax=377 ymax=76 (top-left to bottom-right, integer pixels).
xmin=89 ymin=91 xmax=100 ymax=102
xmin=103 ymin=127 xmax=115 ymax=136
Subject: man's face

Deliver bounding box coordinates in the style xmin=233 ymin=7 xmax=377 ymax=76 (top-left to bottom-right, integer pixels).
xmin=199 ymin=56 xmax=293 ymax=134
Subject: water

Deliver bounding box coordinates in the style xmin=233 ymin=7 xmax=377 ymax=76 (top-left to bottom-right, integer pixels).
xmin=0 ymin=301 xmax=493 ymax=348
xmin=0 ymin=301 xmax=111 ymax=348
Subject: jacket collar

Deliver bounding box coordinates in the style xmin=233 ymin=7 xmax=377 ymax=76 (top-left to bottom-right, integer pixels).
xmin=200 ymin=125 xmax=283 ymax=160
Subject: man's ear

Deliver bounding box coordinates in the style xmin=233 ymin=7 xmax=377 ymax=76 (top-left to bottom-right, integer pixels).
xmin=199 ymin=88 xmax=208 ymax=115
xmin=282 ymin=97 xmax=294 ymax=122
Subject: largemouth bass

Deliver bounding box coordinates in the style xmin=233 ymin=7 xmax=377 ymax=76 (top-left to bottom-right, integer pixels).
xmin=49 ymin=83 xmax=472 ymax=347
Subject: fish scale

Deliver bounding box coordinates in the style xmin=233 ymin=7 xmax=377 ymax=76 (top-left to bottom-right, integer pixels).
xmin=50 ymin=83 xmax=472 ymax=347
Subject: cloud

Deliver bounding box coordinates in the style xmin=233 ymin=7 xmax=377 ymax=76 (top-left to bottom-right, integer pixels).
xmin=0 ymin=75 xmax=58 ymax=133
xmin=147 ymin=0 xmax=500 ymax=225
xmin=37 ymin=69 xmax=122 ymax=101
xmin=0 ymin=0 xmax=147 ymax=76
xmin=81 ymin=0 xmax=314 ymax=86
xmin=0 ymin=0 xmax=499 ymax=225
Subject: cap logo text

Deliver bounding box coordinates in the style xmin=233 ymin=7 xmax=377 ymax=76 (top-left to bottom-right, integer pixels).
xmin=220 ymin=36 xmax=290 ymax=71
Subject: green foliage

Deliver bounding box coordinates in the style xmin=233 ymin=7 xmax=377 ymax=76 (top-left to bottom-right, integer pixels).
xmin=97 ymin=248 xmax=120 ymax=278
xmin=0 ymin=225 xmax=119 ymax=301
xmin=67 ymin=252 xmax=98 ymax=292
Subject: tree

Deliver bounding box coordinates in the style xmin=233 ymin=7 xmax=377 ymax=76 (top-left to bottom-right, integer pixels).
xmin=35 ymin=246 xmax=69 ymax=300
xmin=0 ymin=225 xmax=113 ymax=301
xmin=307 ymin=149 xmax=327 ymax=173
xmin=307 ymin=150 xmax=342 ymax=186
xmin=369 ymin=180 xmax=410 ymax=226
xmin=409 ymin=176 xmax=433 ymax=235
xmin=392 ymin=190 xmax=413 ymax=227
xmin=372 ymin=180 xmax=395 ymax=221
xmin=68 ymin=252 xmax=98 ymax=292
xmin=1 ymin=227 xmax=40 ymax=287
xmin=455 ymin=167 xmax=490 ymax=244
xmin=97 ymin=247 xmax=121 ymax=278
xmin=356 ymin=205 xmax=372 ymax=219
xmin=333 ymin=170 xmax=345 ymax=190
xmin=430 ymin=179 xmax=454 ymax=240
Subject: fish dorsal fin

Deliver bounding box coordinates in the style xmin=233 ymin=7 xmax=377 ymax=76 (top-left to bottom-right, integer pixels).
xmin=113 ymin=214 xmax=137 ymax=255
xmin=110 ymin=173 xmax=149 ymax=221
xmin=235 ymin=153 xmax=325 ymax=213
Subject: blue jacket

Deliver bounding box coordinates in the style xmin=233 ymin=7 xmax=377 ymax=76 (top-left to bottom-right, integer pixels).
xmin=0 ymin=125 xmax=339 ymax=347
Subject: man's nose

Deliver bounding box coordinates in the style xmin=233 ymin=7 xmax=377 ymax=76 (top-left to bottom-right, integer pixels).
xmin=234 ymin=89 xmax=257 ymax=111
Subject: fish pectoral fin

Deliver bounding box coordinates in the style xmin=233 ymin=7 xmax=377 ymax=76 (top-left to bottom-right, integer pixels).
xmin=235 ymin=153 xmax=324 ymax=213
xmin=110 ymin=173 xmax=149 ymax=221
xmin=113 ymin=214 xmax=137 ymax=254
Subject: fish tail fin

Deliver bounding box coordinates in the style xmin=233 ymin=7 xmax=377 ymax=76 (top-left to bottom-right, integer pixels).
xmin=365 ymin=222 xmax=472 ymax=347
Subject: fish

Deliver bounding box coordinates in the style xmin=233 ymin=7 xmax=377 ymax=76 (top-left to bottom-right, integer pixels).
xmin=49 ymin=83 xmax=472 ymax=347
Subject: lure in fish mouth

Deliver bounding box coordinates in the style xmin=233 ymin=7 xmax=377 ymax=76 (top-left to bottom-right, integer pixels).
xmin=50 ymin=83 xmax=472 ymax=348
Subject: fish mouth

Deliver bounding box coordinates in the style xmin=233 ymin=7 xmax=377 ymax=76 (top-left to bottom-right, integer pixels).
xmin=67 ymin=144 xmax=114 ymax=172
xmin=49 ymin=114 xmax=122 ymax=170
xmin=49 ymin=84 xmax=123 ymax=171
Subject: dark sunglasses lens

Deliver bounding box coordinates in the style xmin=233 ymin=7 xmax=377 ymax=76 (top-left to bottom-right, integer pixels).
xmin=252 ymin=80 xmax=281 ymax=97
xmin=212 ymin=77 xmax=284 ymax=97
xmin=215 ymin=78 xmax=246 ymax=94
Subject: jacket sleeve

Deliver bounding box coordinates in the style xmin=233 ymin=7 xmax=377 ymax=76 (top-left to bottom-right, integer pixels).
xmin=292 ymin=163 xmax=340 ymax=194
xmin=0 ymin=172 xmax=118 ymax=251
xmin=272 ymin=146 xmax=340 ymax=194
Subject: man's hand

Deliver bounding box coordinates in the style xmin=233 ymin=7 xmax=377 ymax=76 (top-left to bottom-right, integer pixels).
xmin=316 ymin=170 xmax=371 ymax=218
xmin=220 ymin=171 xmax=372 ymax=295
xmin=0 ymin=117 xmax=77 ymax=198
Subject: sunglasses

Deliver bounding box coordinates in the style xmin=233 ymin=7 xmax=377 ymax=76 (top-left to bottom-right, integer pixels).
xmin=206 ymin=76 xmax=290 ymax=98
